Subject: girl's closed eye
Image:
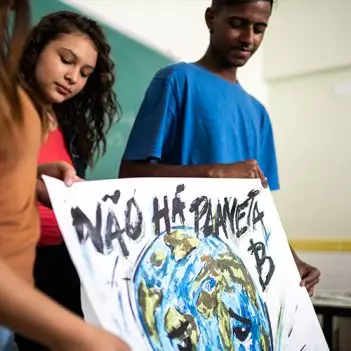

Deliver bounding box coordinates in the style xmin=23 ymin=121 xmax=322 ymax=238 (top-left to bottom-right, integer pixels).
xmin=60 ymin=55 xmax=74 ymax=64
xmin=80 ymin=70 xmax=92 ymax=78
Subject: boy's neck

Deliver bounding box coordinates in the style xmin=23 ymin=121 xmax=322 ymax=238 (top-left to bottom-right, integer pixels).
xmin=197 ymin=47 xmax=238 ymax=83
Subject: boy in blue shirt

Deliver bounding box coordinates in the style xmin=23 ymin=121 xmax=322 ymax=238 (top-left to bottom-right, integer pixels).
xmin=120 ymin=0 xmax=320 ymax=295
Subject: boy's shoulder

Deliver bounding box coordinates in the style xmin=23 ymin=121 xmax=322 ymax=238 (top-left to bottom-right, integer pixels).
xmin=153 ymin=62 xmax=197 ymax=82
xmin=239 ymin=87 xmax=269 ymax=116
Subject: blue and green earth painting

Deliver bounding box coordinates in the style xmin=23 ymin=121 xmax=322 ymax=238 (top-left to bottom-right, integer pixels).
xmin=133 ymin=228 xmax=273 ymax=351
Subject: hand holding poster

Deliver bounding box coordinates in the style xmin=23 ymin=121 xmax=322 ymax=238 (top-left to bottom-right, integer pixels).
xmin=43 ymin=176 xmax=328 ymax=351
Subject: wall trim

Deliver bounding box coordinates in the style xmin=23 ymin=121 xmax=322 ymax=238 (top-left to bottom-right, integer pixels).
xmin=289 ymin=239 xmax=351 ymax=252
xmin=264 ymin=63 xmax=351 ymax=84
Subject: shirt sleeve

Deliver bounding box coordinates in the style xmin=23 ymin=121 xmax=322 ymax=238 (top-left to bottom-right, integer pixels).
xmin=259 ymin=109 xmax=280 ymax=191
xmin=123 ymin=76 xmax=178 ymax=161
xmin=0 ymin=88 xmax=41 ymax=283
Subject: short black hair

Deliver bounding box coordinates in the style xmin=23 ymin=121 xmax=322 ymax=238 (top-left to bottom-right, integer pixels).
xmin=211 ymin=0 xmax=275 ymax=7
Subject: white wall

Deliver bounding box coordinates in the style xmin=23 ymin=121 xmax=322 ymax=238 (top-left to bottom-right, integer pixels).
xmin=264 ymin=0 xmax=351 ymax=81
xmin=263 ymin=3 xmax=351 ymax=348
xmin=262 ymin=0 xmax=351 ymax=243
xmin=64 ymin=0 xmax=268 ymax=105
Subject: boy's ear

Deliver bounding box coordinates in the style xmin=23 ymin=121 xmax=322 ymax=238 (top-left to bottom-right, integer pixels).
xmin=205 ymin=7 xmax=215 ymax=32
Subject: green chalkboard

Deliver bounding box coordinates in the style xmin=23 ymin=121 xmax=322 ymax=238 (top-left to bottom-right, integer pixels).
xmin=30 ymin=0 xmax=173 ymax=179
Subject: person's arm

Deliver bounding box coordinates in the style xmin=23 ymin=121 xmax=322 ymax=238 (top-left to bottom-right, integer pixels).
xmin=257 ymin=106 xmax=280 ymax=191
xmin=120 ymin=160 xmax=216 ymax=178
xmin=120 ymin=159 xmax=267 ymax=187
xmin=0 ymin=257 xmax=130 ymax=351
xmin=289 ymin=245 xmax=320 ymax=296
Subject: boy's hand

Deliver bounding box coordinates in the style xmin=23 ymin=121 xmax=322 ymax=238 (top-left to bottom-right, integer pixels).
xmin=210 ymin=160 xmax=268 ymax=188
xmin=297 ymin=259 xmax=320 ymax=296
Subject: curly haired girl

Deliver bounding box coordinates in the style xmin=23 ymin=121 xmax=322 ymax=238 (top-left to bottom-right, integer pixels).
xmin=16 ymin=11 xmax=121 ymax=350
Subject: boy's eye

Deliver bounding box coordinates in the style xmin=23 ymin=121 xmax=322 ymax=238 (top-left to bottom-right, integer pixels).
xmin=254 ymin=25 xmax=266 ymax=35
xmin=230 ymin=19 xmax=244 ymax=28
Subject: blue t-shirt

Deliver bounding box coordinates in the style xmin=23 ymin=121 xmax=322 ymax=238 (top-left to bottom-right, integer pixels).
xmin=123 ymin=62 xmax=280 ymax=190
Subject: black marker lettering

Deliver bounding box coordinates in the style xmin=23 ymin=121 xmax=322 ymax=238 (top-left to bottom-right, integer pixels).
xmin=203 ymin=199 xmax=214 ymax=237
xmin=246 ymin=189 xmax=260 ymax=227
xmin=153 ymin=196 xmax=171 ymax=235
xmin=235 ymin=200 xmax=249 ymax=238
xmin=214 ymin=201 xmax=227 ymax=238
xmin=172 ymin=184 xmax=186 ymax=225
xmin=221 ymin=197 xmax=237 ymax=235
xmin=189 ymin=196 xmax=208 ymax=234
xmin=102 ymin=190 xmax=121 ymax=204
xmin=248 ymin=239 xmax=275 ymax=291
xmin=125 ymin=196 xmax=143 ymax=240
xmin=71 ymin=205 xmax=104 ymax=253
xmin=105 ymin=208 xmax=127 ymax=256
xmin=252 ymin=201 xmax=265 ymax=231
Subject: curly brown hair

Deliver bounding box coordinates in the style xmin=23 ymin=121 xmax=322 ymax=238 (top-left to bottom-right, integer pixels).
xmin=19 ymin=11 xmax=121 ymax=166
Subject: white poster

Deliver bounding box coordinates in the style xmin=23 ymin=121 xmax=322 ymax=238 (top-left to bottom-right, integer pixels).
xmin=44 ymin=176 xmax=328 ymax=351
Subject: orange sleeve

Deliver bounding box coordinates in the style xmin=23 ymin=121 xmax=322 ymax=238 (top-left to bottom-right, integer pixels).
xmin=0 ymin=88 xmax=42 ymax=284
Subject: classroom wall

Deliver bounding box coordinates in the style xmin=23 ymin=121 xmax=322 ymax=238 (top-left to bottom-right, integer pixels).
xmin=263 ymin=0 xmax=351 ymax=81
xmin=263 ymin=1 xmax=351 ymax=348
xmin=262 ymin=0 xmax=351 ymax=254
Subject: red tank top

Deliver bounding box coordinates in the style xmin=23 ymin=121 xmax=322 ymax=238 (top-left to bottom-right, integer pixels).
xmin=37 ymin=128 xmax=74 ymax=246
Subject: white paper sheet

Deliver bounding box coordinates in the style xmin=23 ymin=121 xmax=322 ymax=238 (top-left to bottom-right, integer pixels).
xmin=44 ymin=176 xmax=329 ymax=351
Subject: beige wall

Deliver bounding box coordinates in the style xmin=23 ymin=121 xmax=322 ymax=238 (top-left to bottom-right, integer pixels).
xmin=264 ymin=0 xmax=351 ymax=80
xmin=263 ymin=0 xmax=351 ymax=240
xmin=264 ymin=2 xmax=351 ymax=349
xmin=268 ymin=67 xmax=351 ymax=239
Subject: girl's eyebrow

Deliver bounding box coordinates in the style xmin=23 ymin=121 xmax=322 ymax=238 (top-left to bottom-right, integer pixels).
xmin=59 ymin=47 xmax=95 ymax=70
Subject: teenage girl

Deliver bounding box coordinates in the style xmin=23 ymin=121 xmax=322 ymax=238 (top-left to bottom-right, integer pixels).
xmin=0 ymin=1 xmax=128 ymax=351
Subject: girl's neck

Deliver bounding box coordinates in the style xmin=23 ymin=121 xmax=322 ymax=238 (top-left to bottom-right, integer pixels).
xmin=47 ymin=111 xmax=58 ymax=132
